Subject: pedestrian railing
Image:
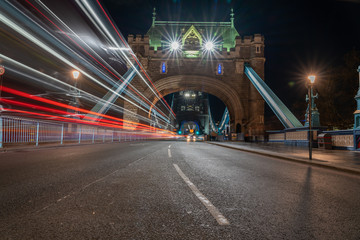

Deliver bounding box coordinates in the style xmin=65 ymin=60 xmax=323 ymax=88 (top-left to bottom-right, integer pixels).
xmin=0 ymin=115 xmax=154 ymax=148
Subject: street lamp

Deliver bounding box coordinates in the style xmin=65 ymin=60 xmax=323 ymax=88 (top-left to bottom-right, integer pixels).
xmin=71 ymin=70 xmax=80 ymax=118
xmin=72 ymin=70 xmax=80 ymax=92
xmin=307 ymin=75 xmax=316 ymax=160
xmin=0 ymin=65 xmax=5 ymax=111
xmin=72 ymin=70 xmax=80 ymax=81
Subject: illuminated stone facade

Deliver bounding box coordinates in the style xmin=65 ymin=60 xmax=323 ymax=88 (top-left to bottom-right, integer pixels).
xmin=127 ymin=9 xmax=265 ymax=136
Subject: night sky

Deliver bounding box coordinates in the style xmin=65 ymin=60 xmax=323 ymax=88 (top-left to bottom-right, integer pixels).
xmin=102 ymin=0 xmax=360 ymax=121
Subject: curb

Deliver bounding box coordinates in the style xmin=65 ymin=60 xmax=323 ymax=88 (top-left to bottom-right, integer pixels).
xmin=206 ymin=142 xmax=360 ymax=176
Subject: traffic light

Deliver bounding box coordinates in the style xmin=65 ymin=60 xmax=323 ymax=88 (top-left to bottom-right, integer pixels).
xmin=196 ymin=131 xmax=199 ymax=135
xmin=178 ymin=130 xmax=182 ymax=134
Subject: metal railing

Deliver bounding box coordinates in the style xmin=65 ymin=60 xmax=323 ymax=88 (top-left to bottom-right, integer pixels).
xmin=0 ymin=115 xmax=152 ymax=148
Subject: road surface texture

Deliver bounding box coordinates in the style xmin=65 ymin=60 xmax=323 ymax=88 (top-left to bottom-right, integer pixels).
xmin=1 ymin=141 xmax=359 ymax=239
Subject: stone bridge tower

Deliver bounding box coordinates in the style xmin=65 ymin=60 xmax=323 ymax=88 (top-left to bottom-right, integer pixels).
xmin=127 ymin=8 xmax=265 ymax=137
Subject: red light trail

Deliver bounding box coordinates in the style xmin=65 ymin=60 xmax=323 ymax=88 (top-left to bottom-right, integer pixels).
xmin=0 ymin=86 xmax=174 ymax=135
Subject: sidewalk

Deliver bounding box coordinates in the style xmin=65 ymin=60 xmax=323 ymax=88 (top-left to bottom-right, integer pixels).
xmin=206 ymin=141 xmax=360 ymax=175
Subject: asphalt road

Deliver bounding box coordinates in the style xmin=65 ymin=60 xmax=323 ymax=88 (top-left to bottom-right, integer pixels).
xmin=0 ymin=141 xmax=360 ymax=239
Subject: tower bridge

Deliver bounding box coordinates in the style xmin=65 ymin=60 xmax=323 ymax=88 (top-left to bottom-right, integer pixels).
xmin=127 ymin=9 xmax=266 ymax=137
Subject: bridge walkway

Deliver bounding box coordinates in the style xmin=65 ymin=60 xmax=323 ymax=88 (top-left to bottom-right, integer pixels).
xmin=207 ymin=141 xmax=360 ymax=174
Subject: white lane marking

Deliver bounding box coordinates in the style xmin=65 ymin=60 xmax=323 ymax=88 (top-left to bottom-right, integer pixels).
xmin=173 ymin=164 xmax=230 ymax=225
xmin=168 ymin=145 xmax=171 ymax=149
xmin=168 ymin=149 xmax=172 ymax=158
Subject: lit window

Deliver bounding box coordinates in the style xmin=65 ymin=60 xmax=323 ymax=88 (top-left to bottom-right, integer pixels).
xmin=187 ymin=105 xmax=194 ymax=111
xmin=217 ymin=63 xmax=223 ymax=75
xmin=161 ymin=62 xmax=166 ymax=74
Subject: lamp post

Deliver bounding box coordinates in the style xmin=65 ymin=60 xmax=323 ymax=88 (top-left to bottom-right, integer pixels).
xmin=307 ymin=75 xmax=316 ymax=160
xmin=0 ymin=65 xmax=5 ymax=111
xmin=72 ymin=70 xmax=80 ymax=87
xmin=72 ymin=70 xmax=80 ymax=118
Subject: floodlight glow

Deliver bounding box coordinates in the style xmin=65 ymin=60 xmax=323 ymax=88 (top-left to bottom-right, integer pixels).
xmin=72 ymin=70 xmax=80 ymax=80
xmin=184 ymin=93 xmax=190 ymax=97
xmin=171 ymin=41 xmax=180 ymax=50
xmin=308 ymin=75 xmax=316 ymax=84
xmin=205 ymin=41 xmax=215 ymax=51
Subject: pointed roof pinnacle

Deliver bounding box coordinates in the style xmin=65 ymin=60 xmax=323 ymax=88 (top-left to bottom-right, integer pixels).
xmin=230 ymin=8 xmax=234 ymax=28
xmin=152 ymin=7 xmax=156 ymax=27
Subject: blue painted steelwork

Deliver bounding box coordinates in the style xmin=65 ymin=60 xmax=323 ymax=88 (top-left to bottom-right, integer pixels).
xmin=244 ymin=64 xmax=303 ymax=128
xmin=217 ymin=108 xmax=229 ymax=133
xmin=207 ymin=102 xmax=218 ymax=133
xmin=207 ymin=100 xmax=229 ymax=134
xmin=178 ymin=121 xmax=200 ymax=135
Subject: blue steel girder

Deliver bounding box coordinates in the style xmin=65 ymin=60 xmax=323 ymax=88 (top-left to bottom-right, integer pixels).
xmin=218 ymin=108 xmax=229 ymax=133
xmin=244 ymin=64 xmax=303 ymax=129
xmin=207 ymin=101 xmax=219 ymax=133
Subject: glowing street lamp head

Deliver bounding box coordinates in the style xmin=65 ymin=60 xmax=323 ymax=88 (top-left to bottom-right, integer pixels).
xmin=170 ymin=41 xmax=180 ymax=51
xmin=72 ymin=70 xmax=80 ymax=80
xmin=308 ymin=75 xmax=316 ymax=84
xmin=204 ymin=41 xmax=215 ymax=51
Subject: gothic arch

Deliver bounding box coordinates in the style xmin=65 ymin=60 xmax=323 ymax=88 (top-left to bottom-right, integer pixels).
xmin=143 ymin=75 xmax=246 ymax=127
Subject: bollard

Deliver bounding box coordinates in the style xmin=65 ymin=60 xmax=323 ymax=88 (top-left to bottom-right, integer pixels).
xmin=60 ymin=124 xmax=64 ymax=144
xmin=35 ymin=122 xmax=40 ymax=146
xmin=78 ymin=125 xmax=82 ymax=144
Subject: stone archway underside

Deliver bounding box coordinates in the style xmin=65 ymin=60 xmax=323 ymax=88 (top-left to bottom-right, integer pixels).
xmin=144 ymin=75 xmax=246 ymax=127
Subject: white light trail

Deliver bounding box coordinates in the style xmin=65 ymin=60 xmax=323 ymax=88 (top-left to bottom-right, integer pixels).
xmin=77 ymin=0 xmax=175 ymax=119
xmin=33 ymin=0 xmax=172 ymax=121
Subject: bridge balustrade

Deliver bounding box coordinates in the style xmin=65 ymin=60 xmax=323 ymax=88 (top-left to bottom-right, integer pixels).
xmin=0 ymin=115 xmax=151 ymax=148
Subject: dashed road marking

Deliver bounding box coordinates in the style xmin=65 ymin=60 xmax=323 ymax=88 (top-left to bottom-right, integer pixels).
xmin=168 ymin=149 xmax=172 ymax=158
xmin=173 ymin=164 xmax=230 ymax=225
